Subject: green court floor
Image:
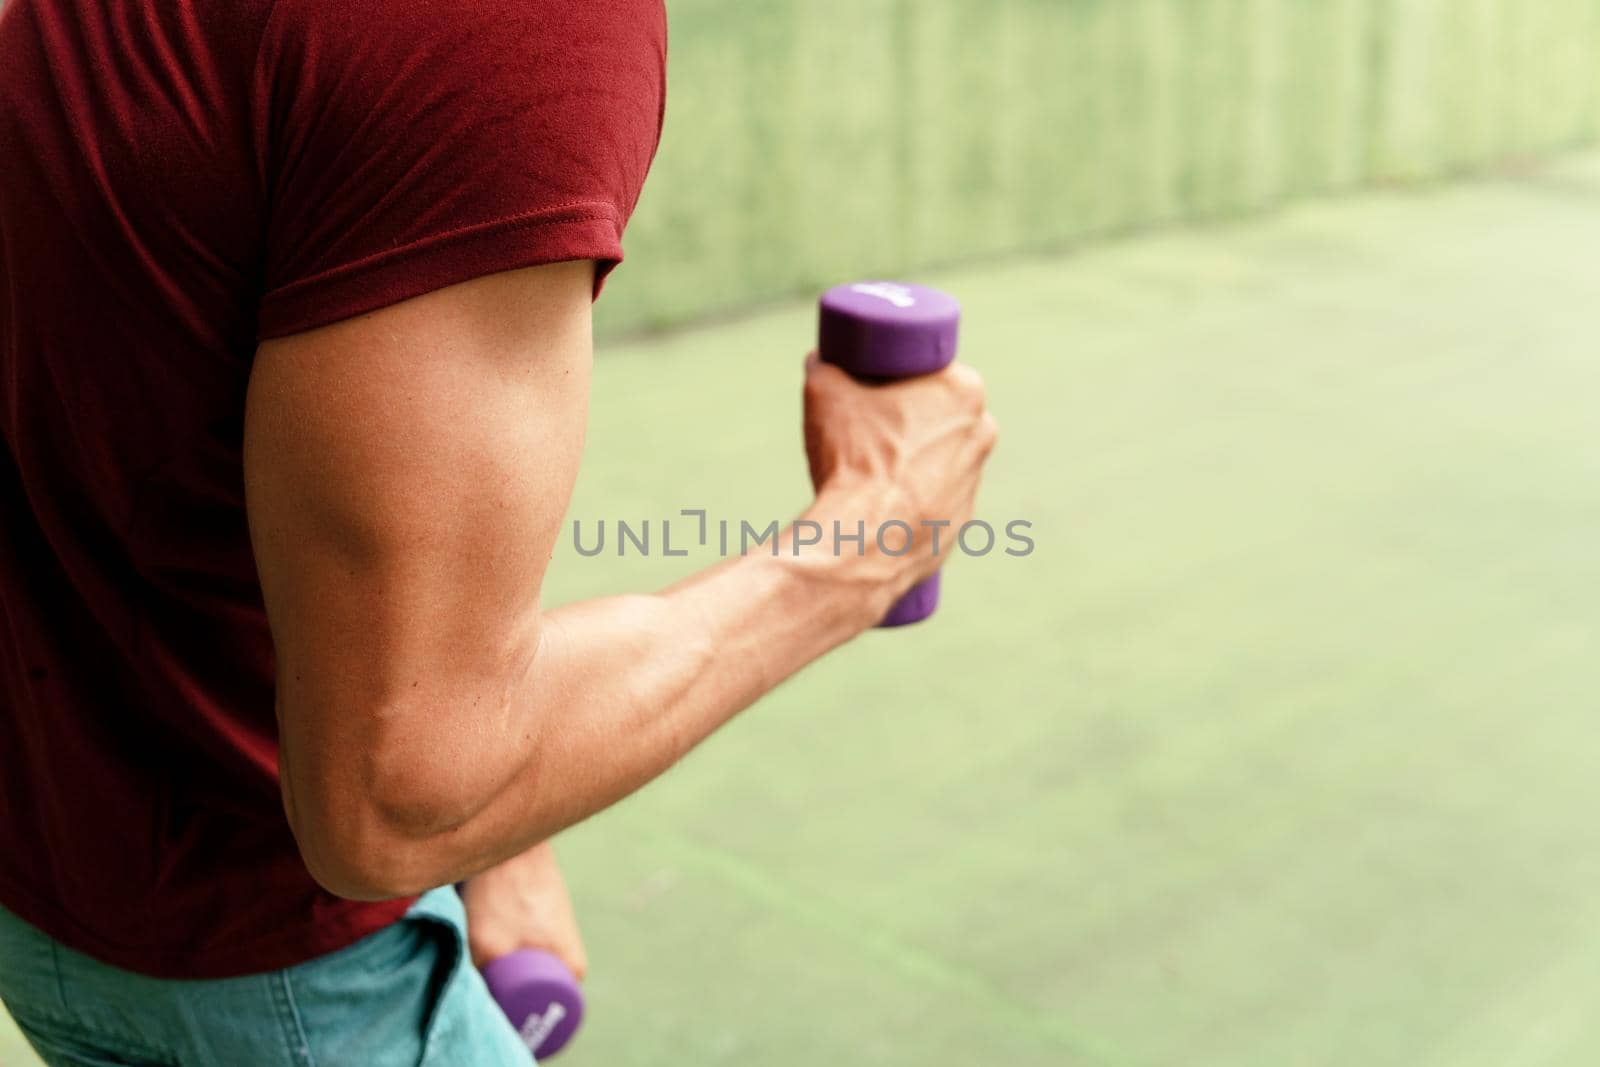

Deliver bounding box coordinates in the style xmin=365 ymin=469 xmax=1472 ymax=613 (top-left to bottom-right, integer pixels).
xmin=5 ymin=155 xmax=1600 ymax=1066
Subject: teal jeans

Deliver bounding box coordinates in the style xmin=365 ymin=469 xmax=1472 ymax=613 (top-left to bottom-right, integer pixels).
xmin=0 ymin=887 xmax=532 ymax=1066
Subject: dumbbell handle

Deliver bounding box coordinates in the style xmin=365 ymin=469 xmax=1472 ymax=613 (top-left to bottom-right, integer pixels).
xmin=818 ymin=281 xmax=962 ymax=627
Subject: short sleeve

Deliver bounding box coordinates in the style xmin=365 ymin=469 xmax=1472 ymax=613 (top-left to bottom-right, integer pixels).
xmin=252 ymin=0 xmax=667 ymax=339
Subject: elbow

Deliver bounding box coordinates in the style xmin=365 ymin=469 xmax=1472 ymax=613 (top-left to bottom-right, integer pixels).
xmin=288 ymin=799 xmax=442 ymax=903
xmin=277 ymin=682 xmax=541 ymax=900
xmin=283 ymin=751 xmax=487 ymax=902
xmin=296 ymin=840 xmax=409 ymax=903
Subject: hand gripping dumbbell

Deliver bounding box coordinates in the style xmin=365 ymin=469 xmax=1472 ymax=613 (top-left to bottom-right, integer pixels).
xmin=818 ymin=281 xmax=961 ymax=626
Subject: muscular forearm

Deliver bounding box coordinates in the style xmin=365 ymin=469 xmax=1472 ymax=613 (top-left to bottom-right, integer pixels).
xmin=300 ymin=487 xmax=903 ymax=899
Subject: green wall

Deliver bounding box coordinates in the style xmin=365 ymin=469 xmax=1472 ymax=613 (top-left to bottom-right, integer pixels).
xmin=597 ymin=0 xmax=1600 ymax=337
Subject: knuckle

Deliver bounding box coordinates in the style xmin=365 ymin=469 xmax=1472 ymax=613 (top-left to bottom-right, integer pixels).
xmin=978 ymin=413 xmax=999 ymax=451
xmin=950 ymin=362 xmax=984 ymax=391
xmin=807 ymin=359 xmax=851 ymax=396
xmin=953 ymin=365 xmax=987 ymax=408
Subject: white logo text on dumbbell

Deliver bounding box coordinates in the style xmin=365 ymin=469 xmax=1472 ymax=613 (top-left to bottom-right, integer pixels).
xmin=518 ymin=1002 xmax=567 ymax=1052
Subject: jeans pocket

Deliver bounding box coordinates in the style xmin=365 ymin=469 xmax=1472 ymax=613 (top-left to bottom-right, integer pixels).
xmin=407 ymin=914 xmax=468 ymax=1063
xmin=0 ymin=906 xmax=176 ymax=1067
xmin=410 ymin=891 xmax=532 ymax=1067
xmin=285 ymin=888 xmax=526 ymax=1067
xmin=284 ymin=901 xmax=458 ymax=1067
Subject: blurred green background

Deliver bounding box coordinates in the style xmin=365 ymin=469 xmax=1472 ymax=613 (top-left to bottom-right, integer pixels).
xmin=546 ymin=154 xmax=1600 ymax=1067
xmin=598 ymin=0 xmax=1600 ymax=336
xmin=7 ymin=2 xmax=1600 ymax=1066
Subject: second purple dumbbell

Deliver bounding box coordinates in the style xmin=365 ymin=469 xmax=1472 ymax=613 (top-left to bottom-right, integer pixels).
xmin=480 ymin=948 xmax=584 ymax=1060
xmin=818 ymin=281 xmax=961 ymax=627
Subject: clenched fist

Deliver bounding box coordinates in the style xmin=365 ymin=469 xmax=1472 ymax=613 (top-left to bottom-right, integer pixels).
xmin=460 ymin=842 xmax=587 ymax=981
xmin=803 ymin=351 xmax=998 ymax=595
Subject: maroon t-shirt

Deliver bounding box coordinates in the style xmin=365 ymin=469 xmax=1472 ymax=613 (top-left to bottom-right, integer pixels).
xmin=0 ymin=0 xmax=664 ymax=978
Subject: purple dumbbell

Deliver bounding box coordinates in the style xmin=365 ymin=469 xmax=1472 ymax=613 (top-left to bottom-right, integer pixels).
xmin=818 ymin=281 xmax=961 ymax=627
xmin=480 ymin=949 xmax=584 ymax=1060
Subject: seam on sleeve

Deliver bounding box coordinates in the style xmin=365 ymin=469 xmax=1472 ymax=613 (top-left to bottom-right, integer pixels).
xmin=256 ymin=205 xmax=625 ymax=339
xmin=262 ymin=200 xmax=621 ymax=304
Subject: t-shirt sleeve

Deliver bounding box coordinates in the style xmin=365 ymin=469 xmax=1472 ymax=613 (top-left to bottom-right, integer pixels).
xmin=253 ymin=0 xmax=666 ymax=339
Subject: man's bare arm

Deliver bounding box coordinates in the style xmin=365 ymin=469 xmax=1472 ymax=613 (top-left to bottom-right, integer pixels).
xmin=245 ymin=260 xmax=994 ymax=900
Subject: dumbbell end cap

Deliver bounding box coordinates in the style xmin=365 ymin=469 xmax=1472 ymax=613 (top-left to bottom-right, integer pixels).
xmin=878 ymin=572 xmax=939 ymax=626
xmin=480 ymin=948 xmax=585 ymax=1059
xmin=819 ymin=282 xmax=960 ymax=379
